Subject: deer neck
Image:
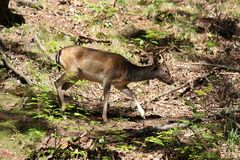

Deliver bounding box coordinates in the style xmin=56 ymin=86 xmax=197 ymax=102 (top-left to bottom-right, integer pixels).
xmin=126 ymin=64 xmax=155 ymax=82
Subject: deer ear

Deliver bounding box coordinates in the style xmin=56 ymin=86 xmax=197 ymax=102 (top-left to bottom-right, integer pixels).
xmin=152 ymin=55 xmax=159 ymax=64
xmin=158 ymin=54 xmax=164 ymax=64
xmin=153 ymin=54 xmax=164 ymax=64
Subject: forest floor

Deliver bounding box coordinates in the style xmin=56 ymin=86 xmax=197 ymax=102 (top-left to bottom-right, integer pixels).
xmin=0 ymin=0 xmax=240 ymax=159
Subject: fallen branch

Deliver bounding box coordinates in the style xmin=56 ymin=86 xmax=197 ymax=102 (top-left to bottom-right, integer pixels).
xmin=156 ymin=121 xmax=190 ymax=131
xmin=128 ymin=119 xmax=200 ymax=138
xmin=50 ymin=26 xmax=76 ymax=37
xmin=34 ymin=33 xmax=54 ymax=62
xmin=145 ymin=69 xmax=216 ymax=104
xmin=76 ymin=35 xmax=111 ymax=45
xmin=156 ymin=116 xmax=202 ymax=131
xmin=50 ymin=27 xmax=111 ymax=45
xmin=34 ymin=33 xmax=47 ymax=53
xmin=144 ymin=82 xmax=190 ymax=104
xmin=190 ymin=62 xmax=240 ymax=72
xmin=1 ymin=53 xmax=33 ymax=85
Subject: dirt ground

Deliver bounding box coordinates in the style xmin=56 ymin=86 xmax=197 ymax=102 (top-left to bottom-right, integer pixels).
xmin=0 ymin=0 xmax=239 ymax=159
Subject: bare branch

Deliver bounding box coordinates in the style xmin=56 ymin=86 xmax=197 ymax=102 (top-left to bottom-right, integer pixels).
xmin=1 ymin=53 xmax=33 ymax=85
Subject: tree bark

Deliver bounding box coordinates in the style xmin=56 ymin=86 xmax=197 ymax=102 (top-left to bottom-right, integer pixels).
xmin=0 ymin=0 xmax=10 ymax=24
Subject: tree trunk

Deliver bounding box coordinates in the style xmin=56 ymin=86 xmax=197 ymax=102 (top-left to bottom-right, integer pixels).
xmin=0 ymin=0 xmax=10 ymax=24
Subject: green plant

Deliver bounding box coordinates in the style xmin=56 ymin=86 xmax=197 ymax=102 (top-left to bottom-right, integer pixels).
xmin=115 ymin=144 xmax=136 ymax=152
xmin=226 ymin=129 xmax=240 ymax=147
xmin=27 ymin=128 xmax=45 ymax=142
xmin=194 ymin=84 xmax=213 ymax=97
xmin=71 ymin=14 xmax=91 ymax=23
xmin=132 ymin=29 xmax=170 ymax=49
xmin=85 ymin=0 xmax=117 ymax=22
xmin=145 ymin=29 xmax=169 ymax=40
xmin=205 ymin=40 xmax=217 ymax=48
xmin=224 ymin=109 xmax=240 ymax=149
xmin=174 ymin=143 xmax=220 ymax=160
xmin=97 ymin=136 xmax=107 ymax=148
xmin=145 ymin=0 xmax=174 ymax=18
xmin=145 ymin=129 xmax=178 ymax=147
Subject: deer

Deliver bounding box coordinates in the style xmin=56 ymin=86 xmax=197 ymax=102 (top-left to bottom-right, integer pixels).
xmin=54 ymin=46 xmax=174 ymax=122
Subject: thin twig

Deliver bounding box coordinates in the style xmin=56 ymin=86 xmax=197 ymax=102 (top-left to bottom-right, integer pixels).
xmin=34 ymin=33 xmax=47 ymax=53
xmin=143 ymin=82 xmax=190 ymax=105
xmin=113 ymin=0 xmax=117 ymax=7
xmin=145 ymin=69 xmax=217 ymax=104
xmin=190 ymin=62 xmax=240 ymax=72
xmin=50 ymin=26 xmax=76 ymax=37
xmin=188 ymin=126 xmax=208 ymax=150
xmin=34 ymin=33 xmax=53 ymax=62
xmin=80 ymin=132 xmax=88 ymax=138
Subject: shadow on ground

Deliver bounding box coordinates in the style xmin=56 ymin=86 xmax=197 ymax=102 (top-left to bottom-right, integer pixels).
xmin=0 ymin=109 xmax=51 ymax=133
xmin=0 ymin=9 xmax=25 ymax=28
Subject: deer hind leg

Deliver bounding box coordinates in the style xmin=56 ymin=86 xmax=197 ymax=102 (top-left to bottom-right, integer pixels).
xmin=115 ymin=85 xmax=145 ymax=119
xmin=102 ymin=81 xmax=111 ymax=122
xmin=55 ymin=73 xmax=78 ymax=111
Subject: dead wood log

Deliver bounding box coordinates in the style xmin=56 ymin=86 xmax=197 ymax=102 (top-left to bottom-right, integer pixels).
xmin=0 ymin=53 xmax=33 ymax=85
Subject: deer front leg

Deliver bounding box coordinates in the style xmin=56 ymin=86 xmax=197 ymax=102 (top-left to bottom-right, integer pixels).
xmin=55 ymin=73 xmax=78 ymax=111
xmin=55 ymin=73 xmax=67 ymax=110
xmin=102 ymin=81 xmax=111 ymax=122
xmin=115 ymin=85 xmax=145 ymax=119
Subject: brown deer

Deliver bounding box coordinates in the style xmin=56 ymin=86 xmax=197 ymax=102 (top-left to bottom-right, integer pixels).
xmin=55 ymin=46 xmax=174 ymax=122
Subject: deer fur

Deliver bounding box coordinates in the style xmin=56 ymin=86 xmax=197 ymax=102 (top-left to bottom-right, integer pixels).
xmin=55 ymin=46 xmax=174 ymax=122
